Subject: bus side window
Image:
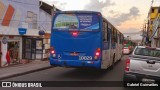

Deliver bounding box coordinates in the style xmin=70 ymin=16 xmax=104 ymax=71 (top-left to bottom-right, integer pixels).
xmin=104 ymin=22 xmax=107 ymax=41
xmin=112 ymin=28 xmax=115 ymax=43
xmin=103 ymin=21 xmax=107 ymax=41
xmin=107 ymin=28 xmax=110 ymax=41
xmin=102 ymin=21 xmax=106 ymax=41
xmin=115 ymin=30 xmax=118 ymax=43
xmin=107 ymin=24 xmax=111 ymax=42
xmin=119 ymin=33 xmax=122 ymax=44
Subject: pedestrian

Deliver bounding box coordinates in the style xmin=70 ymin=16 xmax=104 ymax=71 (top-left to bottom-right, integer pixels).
xmin=3 ymin=49 xmax=11 ymax=66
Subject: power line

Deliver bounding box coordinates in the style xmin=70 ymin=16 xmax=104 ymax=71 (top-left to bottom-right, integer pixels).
xmin=8 ymin=0 xmax=39 ymax=6
xmin=123 ymin=32 xmax=142 ymax=34
xmin=0 ymin=19 xmax=52 ymax=23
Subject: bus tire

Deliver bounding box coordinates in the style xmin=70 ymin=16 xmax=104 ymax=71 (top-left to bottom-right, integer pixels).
xmin=110 ymin=54 xmax=115 ymax=69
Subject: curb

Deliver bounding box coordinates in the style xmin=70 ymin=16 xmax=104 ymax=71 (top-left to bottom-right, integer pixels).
xmin=0 ymin=66 xmax=53 ymax=80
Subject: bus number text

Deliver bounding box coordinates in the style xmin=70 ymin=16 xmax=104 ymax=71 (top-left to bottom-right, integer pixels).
xmin=79 ymin=56 xmax=92 ymax=60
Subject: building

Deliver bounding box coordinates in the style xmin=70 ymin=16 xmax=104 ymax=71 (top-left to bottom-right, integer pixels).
xmin=147 ymin=7 xmax=160 ymax=47
xmin=0 ymin=0 xmax=59 ymax=67
xmin=22 ymin=1 xmax=60 ymax=61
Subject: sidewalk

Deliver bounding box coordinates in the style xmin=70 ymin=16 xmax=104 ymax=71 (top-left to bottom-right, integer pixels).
xmin=0 ymin=60 xmax=53 ymax=80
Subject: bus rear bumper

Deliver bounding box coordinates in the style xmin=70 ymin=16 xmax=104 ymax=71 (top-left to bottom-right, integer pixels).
xmin=49 ymin=58 xmax=101 ymax=69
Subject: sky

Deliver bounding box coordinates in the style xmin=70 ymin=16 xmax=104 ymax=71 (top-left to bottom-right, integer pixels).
xmin=42 ymin=0 xmax=160 ymax=40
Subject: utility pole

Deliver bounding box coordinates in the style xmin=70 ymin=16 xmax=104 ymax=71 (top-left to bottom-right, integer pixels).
xmin=151 ymin=0 xmax=154 ymax=5
xmin=52 ymin=4 xmax=57 ymax=16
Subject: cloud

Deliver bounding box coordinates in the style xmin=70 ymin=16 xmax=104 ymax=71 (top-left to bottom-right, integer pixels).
xmin=60 ymin=2 xmax=67 ymax=6
xmin=108 ymin=10 xmax=116 ymax=14
xmin=121 ymin=28 xmax=141 ymax=33
xmin=42 ymin=0 xmax=58 ymax=5
xmin=58 ymin=2 xmax=67 ymax=10
xmin=108 ymin=6 xmax=140 ymax=26
xmin=122 ymin=28 xmax=142 ymax=40
xmin=124 ymin=34 xmax=142 ymax=40
xmin=42 ymin=0 xmax=67 ymax=10
xmin=84 ymin=0 xmax=115 ymax=12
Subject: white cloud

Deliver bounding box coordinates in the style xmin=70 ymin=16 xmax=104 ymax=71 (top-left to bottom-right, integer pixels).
xmin=107 ymin=6 xmax=140 ymax=26
xmin=84 ymin=0 xmax=115 ymax=12
xmin=42 ymin=0 xmax=156 ymax=40
xmin=42 ymin=0 xmax=90 ymax=10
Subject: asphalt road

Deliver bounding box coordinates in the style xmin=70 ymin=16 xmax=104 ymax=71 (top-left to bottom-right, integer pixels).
xmin=4 ymin=55 xmax=128 ymax=81
xmin=1 ymin=55 xmax=157 ymax=90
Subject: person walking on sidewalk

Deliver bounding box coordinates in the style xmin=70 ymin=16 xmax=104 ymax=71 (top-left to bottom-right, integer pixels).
xmin=3 ymin=49 xmax=11 ymax=67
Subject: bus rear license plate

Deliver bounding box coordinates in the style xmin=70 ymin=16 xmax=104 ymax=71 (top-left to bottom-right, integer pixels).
xmin=79 ymin=56 xmax=92 ymax=60
xmin=70 ymin=53 xmax=78 ymax=56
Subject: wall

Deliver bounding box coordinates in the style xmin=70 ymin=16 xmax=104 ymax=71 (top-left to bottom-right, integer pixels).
xmin=0 ymin=0 xmax=40 ymax=66
xmin=0 ymin=0 xmax=39 ymax=35
xmin=39 ymin=9 xmax=52 ymax=33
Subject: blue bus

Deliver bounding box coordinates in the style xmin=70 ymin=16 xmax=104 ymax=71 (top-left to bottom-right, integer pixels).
xmin=49 ymin=11 xmax=124 ymax=69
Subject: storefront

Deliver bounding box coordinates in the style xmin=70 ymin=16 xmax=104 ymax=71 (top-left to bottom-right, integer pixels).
xmin=0 ymin=36 xmax=21 ymax=67
xmin=0 ymin=0 xmax=56 ymax=67
xmin=22 ymin=36 xmax=50 ymax=60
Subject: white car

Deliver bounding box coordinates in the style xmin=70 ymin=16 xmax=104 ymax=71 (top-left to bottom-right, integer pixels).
xmin=123 ymin=47 xmax=130 ymax=54
xmin=123 ymin=46 xmax=160 ymax=83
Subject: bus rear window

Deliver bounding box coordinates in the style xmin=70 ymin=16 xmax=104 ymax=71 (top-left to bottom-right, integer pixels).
xmin=53 ymin=13 xmax=100 ymax=31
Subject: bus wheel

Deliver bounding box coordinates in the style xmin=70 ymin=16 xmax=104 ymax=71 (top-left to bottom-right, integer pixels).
xmin=110 ymin=54 xmax=115 ymax=69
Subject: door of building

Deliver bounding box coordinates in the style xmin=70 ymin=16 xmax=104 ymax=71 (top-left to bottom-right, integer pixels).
xmin=23 ymin=38 xmax=32 ymax=59
xmin=23 ymin=37 xmax=43 ymax=60
xmin=8 ymin=41 xmax=20 ymax=63
xmin=0 ymin=42 xmax=1 ymax=67
xmin=35 ymin=39 xmax=43 ymax=60
xmin=31 ymin=39 xmax=36 ymax=60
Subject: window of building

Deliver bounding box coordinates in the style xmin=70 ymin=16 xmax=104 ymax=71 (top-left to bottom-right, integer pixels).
xmin=151 ymin=21 xmax=153 ymax=24
xmin=26 ymin=11 xmax=37 ymax=29
xmin=33 ymin=14 xmax=37 ymax=29
xmin=27 ymin=11 xmax=33 ymax=18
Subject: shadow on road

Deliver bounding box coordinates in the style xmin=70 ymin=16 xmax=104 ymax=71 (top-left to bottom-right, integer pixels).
xmin=56 ymin=60 xmax=122 ymax=81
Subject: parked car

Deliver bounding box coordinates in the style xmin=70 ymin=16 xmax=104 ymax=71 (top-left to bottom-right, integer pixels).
xmin=123 ymin=46 xmax=160 ymax=83
xmin=123 ymin=47 xmax=131 ymax=54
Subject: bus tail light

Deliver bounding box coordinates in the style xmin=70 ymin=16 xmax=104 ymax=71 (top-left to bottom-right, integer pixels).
xmin=94 ymin=48 xmax=101 ymax=59
xmin=96 ymin=52 xmax=100 ymax=56
xmin=51 ymin=50 xmax=55 ymax=54
xmin=125 ymin=58 xmax=130 ymax=71
xmin=50 ymin=47 xmax=56 ymax=57
xmin=72 ymin=32 xmax=79 ymax=37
